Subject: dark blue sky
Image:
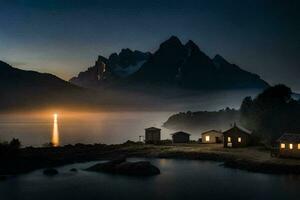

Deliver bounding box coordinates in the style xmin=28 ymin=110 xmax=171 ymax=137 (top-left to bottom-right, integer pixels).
xmin=0 ymin=0 xmax=299 ymax=91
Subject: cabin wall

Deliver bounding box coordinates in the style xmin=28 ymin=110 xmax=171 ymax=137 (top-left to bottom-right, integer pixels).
xmin=145 ymin=130 xmax=161 ymax=144
xmin=172 ymin=135 xmax=190 ymax=143
xmin=202 ymin=132 xmax=223 ymax=143
xmin=279 ymin=143 xmax=300 ymax=158
xmin=223 ymin=132 xmax=250 ymax=148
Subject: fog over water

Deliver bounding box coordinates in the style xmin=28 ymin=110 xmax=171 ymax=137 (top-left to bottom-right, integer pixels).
xmin=0 ymin=89 xmax=261 ymax=146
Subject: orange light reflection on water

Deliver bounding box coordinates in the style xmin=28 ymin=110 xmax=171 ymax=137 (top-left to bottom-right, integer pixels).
xmin=51 ymin=113 xmax=59 ymax=147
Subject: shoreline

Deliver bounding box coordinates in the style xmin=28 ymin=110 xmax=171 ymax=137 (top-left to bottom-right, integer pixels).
xmin=1 ymin=143 xmax=300 ymax=176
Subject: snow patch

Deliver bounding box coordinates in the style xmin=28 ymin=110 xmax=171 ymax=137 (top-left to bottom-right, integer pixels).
xmin=113 ymin=60 xmax=146 ymax=77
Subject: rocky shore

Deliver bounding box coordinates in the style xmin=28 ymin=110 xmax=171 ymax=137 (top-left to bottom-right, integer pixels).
xmin=86 ymin=157 xmax=160 ymax=176
xmin=1 ymin=142 xmax=300 ymax=176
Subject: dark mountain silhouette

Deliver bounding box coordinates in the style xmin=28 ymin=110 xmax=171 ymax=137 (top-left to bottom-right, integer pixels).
xmin=212 ymin=54 xmax=268 ymax=89
xmin=70 ymin=36 xmax=269 ymax=90
xmin=69 ymin=56 xmax=109 ymax=87
xmin=131 ymin=36 xmax=186 ymax=84
xmin=131 ymin=37 xmax=218 ymax=88
xmin=0 ymin=61 xmax=78 ymax=90
xmin=70 ymin=49 xmax=151 ymax=88
xmin=0 ymin=60 xmax=83 ymax=110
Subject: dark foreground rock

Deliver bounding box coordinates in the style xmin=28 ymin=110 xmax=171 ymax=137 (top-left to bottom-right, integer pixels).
xmin=86 ymin=159 xmax=160 ymax=176
xmin=70 ymin=168 xmax=78 ymax=172
xmin=43 ymin=168 xmax=58 ymax=176
xmin=0 ymin=175 xmax=8 ymax=181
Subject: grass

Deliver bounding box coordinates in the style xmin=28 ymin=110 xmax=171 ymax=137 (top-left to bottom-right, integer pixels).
xmin=122 ymin=143 xmax=300 ymax=166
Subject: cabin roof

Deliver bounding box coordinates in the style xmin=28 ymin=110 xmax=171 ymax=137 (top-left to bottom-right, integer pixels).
xmin=145 ymin=127 xmax=161 ymax=131
xmin=171 ymin=131 xmax=191 ymax=136
xmin=277 ymin=133 xmax=300 ymax=143
xmin=223 ymin=124 xmax=252 ymax=135
xmin=202 ymin=130 xmax=222 ymax=135
xmin=236 ymin=125 xmax=252 ymax=134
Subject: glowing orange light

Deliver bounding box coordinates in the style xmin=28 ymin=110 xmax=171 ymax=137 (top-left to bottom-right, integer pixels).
xmin=51 ymin=113 xmax=59 ymax=147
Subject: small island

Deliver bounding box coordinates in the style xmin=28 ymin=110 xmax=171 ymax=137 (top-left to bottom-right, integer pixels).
xmin=86 ymin=157 xmax=160 ymax=176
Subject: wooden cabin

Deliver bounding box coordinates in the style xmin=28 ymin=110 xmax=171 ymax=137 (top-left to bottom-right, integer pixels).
xmin=277 ymin=133 xmax=300 ymax=158
xmin=223 ymin=124 xmax=252 ymax=148
xmin=172 ymin=131 xmax=190 ymax=143
xmin=145 ymin=127 xmax=161 ymax=144
xmin=201 ymin=130 xmax=223 ymax=144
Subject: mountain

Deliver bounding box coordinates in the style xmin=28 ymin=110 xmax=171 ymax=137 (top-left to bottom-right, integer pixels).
xmin=212 ymin=54 xmax=268 ymax=89
xmin=130 ymin=36 xmax=187 ymax=84
xmin=0 ymin=60 xmax=83 ymax=110
xmin=109 ymin=48 xmax=151 ymax=78
xmin=69 ymin=56 xmax=109 ymax=87
xmin=70 ymin=36 xmax=269 ymax=90
xmin=70 ymin=49 xmax=151 ymax=88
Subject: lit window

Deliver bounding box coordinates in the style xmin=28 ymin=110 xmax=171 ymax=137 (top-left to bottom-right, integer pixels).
xmin=280 ymin=143 xmax=285 ymax=149
xmin=298 ymin=144 xmax=300 ymax=149
xmin=228 ymin=137 xmax=231 ymax=142
xmin=238 ymin=137 xmax=242 ymax=143
xmin=289 ymin=144 xmax=293 ymax=149
xmin=205 ymin=136 xmax=210 ymax=142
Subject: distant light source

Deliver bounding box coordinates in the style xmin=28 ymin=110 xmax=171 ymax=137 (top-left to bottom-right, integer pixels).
xmin=289 ymin=144 xmax=293 ymax=149
xmin=51 ymin=113 xmax=59 ymax=147
xmin=280 ymin=143 xmax=285 ymax=149
xmin=238 ymin=137 xmax=242 ymax=143
xmin=53 ymin=113 xmax=58 ymax=123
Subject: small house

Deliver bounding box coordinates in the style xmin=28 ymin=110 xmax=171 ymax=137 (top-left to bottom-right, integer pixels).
xmin=223 ymin=124 xmax=252 ymax=148
xmin=277 ymin=133 xmax=300 ymax=158
xmin=145 ymin=127 xmax=161 ymax=144
xmin=201 ymin=130 xmax=223 ymax=144
xmin=172 ymin=131 xmax=190 ymax=143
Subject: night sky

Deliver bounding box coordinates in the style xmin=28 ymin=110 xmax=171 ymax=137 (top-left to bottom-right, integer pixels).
xmin=0 ymin=0 xmax=299 ymax=91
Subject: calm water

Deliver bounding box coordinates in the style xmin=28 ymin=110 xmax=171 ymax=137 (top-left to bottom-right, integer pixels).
xmin=0 ymin=112 xmax=174 ymax=146
xmin=0 ymin=158 xmax=300 ymax=200
xmin=0 ymin=90 xmax=262 ymax=147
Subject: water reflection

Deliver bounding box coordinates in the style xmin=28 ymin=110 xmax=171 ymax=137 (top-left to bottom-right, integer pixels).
xmin=51 ymin=113 xmax=59 ymax=147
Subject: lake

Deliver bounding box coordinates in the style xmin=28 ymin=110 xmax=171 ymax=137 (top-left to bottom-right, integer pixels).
xmin=0 ymin=158 xmax=300 ymax=200
xmin=0 ymin=111 xmax=174 ymax=146
xmin=0 ymin=90 xmax=262 ymax=147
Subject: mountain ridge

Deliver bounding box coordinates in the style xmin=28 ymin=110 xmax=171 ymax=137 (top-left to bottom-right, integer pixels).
xmin=0 ymin=60 xmax=84 ymax=110
xmin=70 ymin=36 xmax=269 ymax=90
